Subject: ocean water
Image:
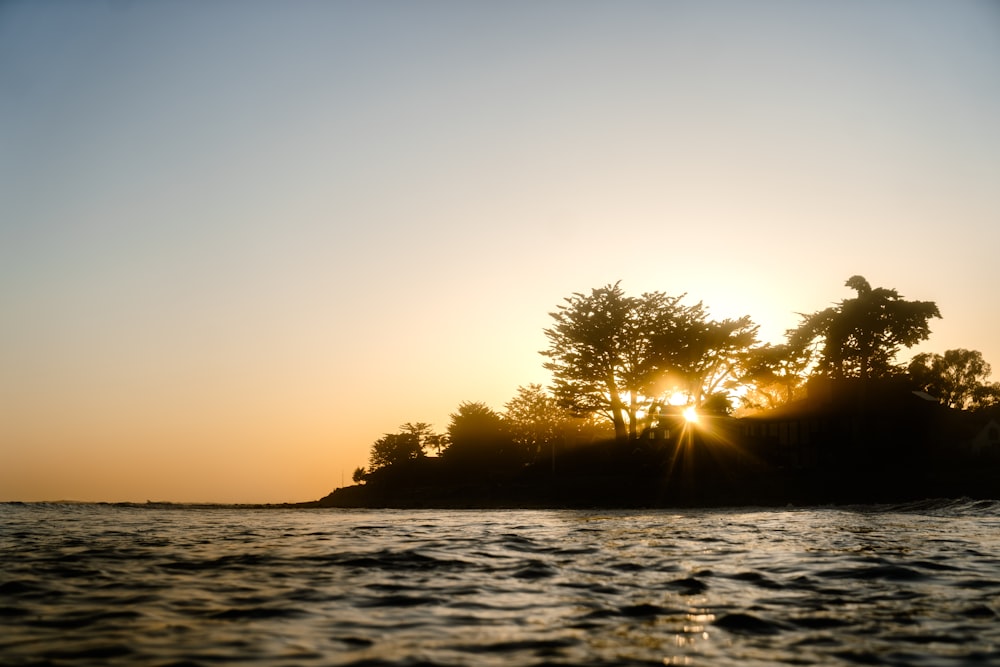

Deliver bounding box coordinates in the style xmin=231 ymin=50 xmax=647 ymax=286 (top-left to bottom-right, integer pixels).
xmin=2 ymin=501 xmax=999 ymax=666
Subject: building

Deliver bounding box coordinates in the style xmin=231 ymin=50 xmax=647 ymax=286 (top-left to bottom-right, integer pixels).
xmin=739 ymin=377 xmax=948 ymax=469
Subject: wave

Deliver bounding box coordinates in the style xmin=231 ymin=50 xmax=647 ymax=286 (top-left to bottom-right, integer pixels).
xmin=858 ymin=497 xmax=1000 ymax=517
xmin=3 ymin=504 xmax=1000 ymax=666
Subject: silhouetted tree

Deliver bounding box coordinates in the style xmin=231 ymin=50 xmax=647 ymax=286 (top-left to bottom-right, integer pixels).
xmin=701 ymin=391 xmax=734 ymax=415
xmin=368 ymin=431 xmax=424 ymax=471
xmin=502 ymin=383 xmax=610 ymax=466
xmin=663 ymin=313 xmax=759 ymax=406
xmin=739 ymin=342 xmax=812 ymax=411
xmin=399 ymin=422 xmax=446 ymax=454
xmin=352 ymin=467 xmax=367 ymax=484
xmin=908 ymin=349 xmax=1000 ymax=410
xmin=790 ymin=276 xmax=940 ymax=380
xmin=541 ymin=282 xmax=758 ymax=441
xmin=365 ymin=422 xmax=446 ymax=472
xmin=504 ymin=384 xmax=566 ymax=461
xmin=443 ymin=401 xmax=516 ymax=467
xmin=542 ymin=283 xmax=647 ymax=441
xmin=423 ymin=432 xmax=448 ymax=456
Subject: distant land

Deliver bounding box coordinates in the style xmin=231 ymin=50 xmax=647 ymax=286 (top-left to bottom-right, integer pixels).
xmin=310 ymin=379 xmax=1000 ymax=510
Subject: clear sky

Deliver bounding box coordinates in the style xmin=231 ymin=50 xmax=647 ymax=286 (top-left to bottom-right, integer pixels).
xmin=2 ymin=0 xmax=999 ymax=503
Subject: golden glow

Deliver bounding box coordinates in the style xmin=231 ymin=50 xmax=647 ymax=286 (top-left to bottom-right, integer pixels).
xmin=667 ymin=391 xmax=689 ymax=406
xmin=683 ymin=406 xmax=699 ymax=423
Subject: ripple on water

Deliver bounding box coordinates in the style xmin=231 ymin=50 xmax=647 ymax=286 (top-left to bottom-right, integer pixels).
xmin=2 ymin=502 xmax=1000 ymax=667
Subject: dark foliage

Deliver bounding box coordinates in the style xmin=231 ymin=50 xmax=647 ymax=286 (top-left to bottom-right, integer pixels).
xmin=791 ymin=275 xmax=940 ymax=380
xmin=908 ymin=349 xmax=1000 ymax=410
xmin=443 ymin=401 xmax=519 ymax=467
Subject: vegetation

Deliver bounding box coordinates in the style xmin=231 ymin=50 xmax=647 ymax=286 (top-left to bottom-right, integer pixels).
xmin=367 ymin=432 xmax=423 ymax=471
xmin=789 ymin=275 xmax=941 ymax=380
xmin=908 ymin=349 xmax=1000 ymax=410
xmin=340 ymin=275 xmax=997 ymax=502
xmin=503 ymin=383 xmax=611 ymax=470
xmin=503 ymin=384 xmax=567 ymax=457
xmin=366 ymin=422 xmax=445 ymax=473
xmin=739 ymin=342 xmax=812 ymax=411
xmin=540 ymin=282 xmax=757 ymax=442
xmin=442 ymin=402 xmax=514 ymax=466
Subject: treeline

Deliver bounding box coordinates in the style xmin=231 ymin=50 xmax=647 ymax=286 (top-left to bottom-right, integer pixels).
xmin=352 ymin=275 xmax=1000 ymax=483
xmin=353 ymin=387 xmax=611 ymax=484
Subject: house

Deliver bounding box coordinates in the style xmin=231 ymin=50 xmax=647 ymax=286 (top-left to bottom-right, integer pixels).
xmin=637 ymin=403 xmax=692 ymax=445
xmin=738 ymin=377 xmax=949 ymax=469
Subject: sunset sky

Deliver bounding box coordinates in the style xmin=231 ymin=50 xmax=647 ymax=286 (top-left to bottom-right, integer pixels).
xmin=3 ymin=1 xmax=999 ymax=503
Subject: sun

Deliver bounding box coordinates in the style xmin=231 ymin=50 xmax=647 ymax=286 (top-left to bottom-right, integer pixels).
xmin=682 ymin=406 xmax=699 ymax=424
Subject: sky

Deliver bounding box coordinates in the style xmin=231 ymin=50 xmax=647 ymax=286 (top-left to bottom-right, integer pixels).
xmin=2 ymin=0 xmax=999 ymax=503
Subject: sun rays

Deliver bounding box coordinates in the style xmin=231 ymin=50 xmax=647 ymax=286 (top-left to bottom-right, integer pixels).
xmin=682 ymin=406 xmax=699 ymax=424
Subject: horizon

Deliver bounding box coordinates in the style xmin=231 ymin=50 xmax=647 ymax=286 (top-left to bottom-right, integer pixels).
xmin=3 ymin=1 xmax=999 ymax=504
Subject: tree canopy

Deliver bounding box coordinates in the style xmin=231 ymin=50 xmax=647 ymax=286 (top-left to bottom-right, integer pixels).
xmin=503 ymin=383 xmax=610 ymax=467
xmin=366 ymin=422 xmax=443 ymax=472
xmin=541 ymin=282 xmax=758 ymax=441
xmin=443 ymin=401 xmax=517 ymax=466
xmin=665 ymin=313 xmax=759 ymax=407
xmin=503 ymin=384 xmax=569 ymax=460
xmin=367 ymin=432 xmax=424 ymax=472
xmin=358 ymin=275 xmax=997 ymax=481
xmin=908 ymin=349 xmax=1000 ymax=410
xmin=790 ymin=275 xmax=940 ymax=380
xmin=739 ymin=342 xmax=812 ymax=411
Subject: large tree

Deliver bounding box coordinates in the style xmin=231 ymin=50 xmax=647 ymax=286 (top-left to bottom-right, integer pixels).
xmin=664 ymin=313 xmax=759 ymax=407
xmin=541 ymin=284 xmax=681 ymax=441
xmin=541 ymin=282 xmax=758 ymax=441
xmin=790 ymin=275 xmax=940 ymax=380
xmin=907 ymin=349 xmax=1000 ymax=410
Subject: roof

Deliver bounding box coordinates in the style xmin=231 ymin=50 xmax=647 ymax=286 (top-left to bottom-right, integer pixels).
xmin=741 ymin=377 xmax=944 ymax=422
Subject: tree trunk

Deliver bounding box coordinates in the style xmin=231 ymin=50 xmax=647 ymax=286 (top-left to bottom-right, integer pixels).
xmin=628 ymin=394 xmax=639 ymax=441
xmin=606 ymin=377 xmax=628 ymax=443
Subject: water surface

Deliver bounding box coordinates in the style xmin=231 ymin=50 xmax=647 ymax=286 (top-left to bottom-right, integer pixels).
xmin=2 ymin=500 xmax=999 ymax=665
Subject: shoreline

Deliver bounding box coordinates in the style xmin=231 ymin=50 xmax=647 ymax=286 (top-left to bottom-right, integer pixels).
xmin=313 ymin=460 xmax=1000 ymax=510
